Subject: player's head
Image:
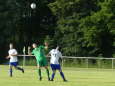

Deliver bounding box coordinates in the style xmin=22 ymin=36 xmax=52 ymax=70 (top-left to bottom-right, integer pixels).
xmin=32 ymin=43 xmax=37 ymax=48
xmin=9 ymin=43 xmax=13 ymax=49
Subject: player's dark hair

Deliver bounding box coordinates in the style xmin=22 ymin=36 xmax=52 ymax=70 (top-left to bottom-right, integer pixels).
xmin=10 ymin=43 xmax=13 ymax=45
xmin=9 ymin=43 xmax=14 ymax=46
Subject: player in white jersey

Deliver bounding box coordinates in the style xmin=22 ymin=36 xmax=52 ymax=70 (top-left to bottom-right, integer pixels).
xmin=48 ymin=46 xmax=67 ymax=81
xmin=6 ymin=43 xmax=24 ymax=77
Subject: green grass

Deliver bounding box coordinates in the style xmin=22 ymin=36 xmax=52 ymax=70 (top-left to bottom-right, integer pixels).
xmin=0 ymin=65 xmax=115 ymax=86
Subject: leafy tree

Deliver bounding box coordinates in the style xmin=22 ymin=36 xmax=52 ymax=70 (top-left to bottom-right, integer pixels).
xmin=49 ymin=0 xmax=115 ymax=57
xmin=0 ymin=0 xmax=55 ymax=63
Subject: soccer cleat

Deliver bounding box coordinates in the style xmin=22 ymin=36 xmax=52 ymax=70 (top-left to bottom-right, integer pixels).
xmin=9 ymin=72 xmax=12 ymax=77
xmin=22 ymin=69 xmax=24 ymax=73
xmin=50 ymin=79 xmax=54 ymax=81
xmin=39 ymin=77 xmax=42 ymax=81
xmin=63 ymin=80 xmax=68 ymax=82
xmin=48 ymin=78 xmax=51 ymax=81
xmin=10 ymin=74 xmax=12 ymax=77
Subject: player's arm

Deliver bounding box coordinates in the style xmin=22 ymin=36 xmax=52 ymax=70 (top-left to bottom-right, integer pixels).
xmin=6 ymin=51 xmax=10 ymax=59
xmin=59 ymin=52 xmax=63 ymax=59
xmin=46 ymin=53 xmax=50 ymax=57
xmin=46 ymin=50 xmax=52 ymax=57
xmin=6 ymin=54 xmax=16 ymax=59
xmin=28 ymin=46 xmax=32 ymax=55
xmin=58 ymin=52 xmax=63 ymax=63
xmin=6 ymin=55 xmax=10 ymax=59
xmin=10 ymin=54 xmax=18 ymax=56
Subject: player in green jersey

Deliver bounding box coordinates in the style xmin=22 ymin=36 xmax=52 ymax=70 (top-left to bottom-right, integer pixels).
xmin=28 ymin=42 xmax=50 ymax=81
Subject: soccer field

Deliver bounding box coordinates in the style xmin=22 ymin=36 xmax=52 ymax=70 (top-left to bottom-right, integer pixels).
xmin=0 ymin=65 xmax=115 ymax=86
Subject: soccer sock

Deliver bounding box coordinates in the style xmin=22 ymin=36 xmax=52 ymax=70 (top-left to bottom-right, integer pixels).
xmin=15 ymin=67 xmax=23 ymax=71
xmin=9 ymin=68 xmax=12 ymax=77
xmin=38 ymin=69 xmax=42 ymax=78
xmin=51 ymin=73 xmax=55 ymax=80
xmin=60 ymin=72 xmax=66 ymax=80
xmin=46 ymin=69 xmax=50 ymax=79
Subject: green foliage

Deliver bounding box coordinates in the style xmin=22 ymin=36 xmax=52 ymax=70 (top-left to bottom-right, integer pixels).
xmin=49 ymin=0 xmax=115 ymax=57
xmin=0 ymin=0 xmax=115 ymax=63
xmin=0 ymin=0 xmax=55 ymax=63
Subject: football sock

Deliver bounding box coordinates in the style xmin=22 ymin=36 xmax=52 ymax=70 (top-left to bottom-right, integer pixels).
xmin=9 ymin=68 xmax=12 ymax=77
xmin=15 ymin=67 xmax=24 ymax=73
xmin=38 ymin=69 xmax=42 ymax=78
xmin=46 ymin=69 xmax=50 ymax=79
xmin=60 ymin=72 xmax=66 ymax=81
xmin=16 ymin=67 xmax=23 ymax=71
xmin=51 ymin=73 xmax=55 ymax=80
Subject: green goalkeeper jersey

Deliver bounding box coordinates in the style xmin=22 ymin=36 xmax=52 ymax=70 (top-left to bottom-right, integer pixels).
xmin=32 ymin=45 xmax=46 ymax=61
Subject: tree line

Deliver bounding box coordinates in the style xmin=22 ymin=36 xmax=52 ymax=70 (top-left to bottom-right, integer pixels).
xmin=0 ymin=0 xmax=115 ymax=63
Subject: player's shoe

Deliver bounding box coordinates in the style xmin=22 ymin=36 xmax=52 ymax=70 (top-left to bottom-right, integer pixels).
xmin=9 ymin=72 xmax=12 ymax=77
xmin=63 ymin=80 xmax=68 ymax=82
xmin=22 ymin=69 xmax=24 ymax=73
xmin=48 ymin=78 xmax=50 ymax=81
xmin=10 ymin=74 xmax=12 ymax=77
xmin=39 ymin=77 xmax=42 ymax=81
xmin=50 ymin=79 xmax=54 ymax=81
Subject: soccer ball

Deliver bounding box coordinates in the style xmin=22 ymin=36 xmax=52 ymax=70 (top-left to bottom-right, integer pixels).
xmin=30 ymin=3 xmax=36 ymax=9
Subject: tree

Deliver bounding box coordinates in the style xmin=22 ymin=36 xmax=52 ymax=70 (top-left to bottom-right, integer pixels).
xmin=49 ymin=0 xmax=115 ymax=57
xmin=0 ymin=0 xmax=55 ymax=63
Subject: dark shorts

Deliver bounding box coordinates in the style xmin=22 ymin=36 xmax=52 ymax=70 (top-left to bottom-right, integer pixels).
xmin=9 ymin=62 xmax=18 ymax=67
xmin=50 ymin=64 xmax=61 ymax=70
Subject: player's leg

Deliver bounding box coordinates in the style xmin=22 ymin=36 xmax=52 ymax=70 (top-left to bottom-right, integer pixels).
xmin=9 ymin=64 xmax=13 ymax=77
xmin=50 ymin=70 xmax=56 ymax=81
xmin=58 ymin=64 xmax=67 ymax=81
xmin=37 ymin=66 xmax=42 ymax=80
xmin=15 ymin=66 xmax=24 ymax=73
xmin=42 ymin=59 xmax=50 ymax=81
xmin=50 ymin=64 xmax=56 ymax=81
xmin=44 ymin=66 xmax=50 ymax=81
xmin=14 ymin=62 xmax=24 ymax=73
xmin=37 ymin=61 xmax=42 ymax=80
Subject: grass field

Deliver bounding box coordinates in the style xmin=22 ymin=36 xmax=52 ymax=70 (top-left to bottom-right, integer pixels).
xmin=0 ymin=65 xmax=115 ymax=86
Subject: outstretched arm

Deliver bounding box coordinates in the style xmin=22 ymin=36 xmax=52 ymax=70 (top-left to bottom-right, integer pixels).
xmin=6 ymin=54 xmax=17 ymax=59
xmin=46 ymin=49 xmax=52 ymax=58
xmin=10 ymin=54 xmax=17 ymax=56
xmin=6 ymin=55 xmax=10 ymax=59
xmin=47 ymin=53 xmax=50 ymax=57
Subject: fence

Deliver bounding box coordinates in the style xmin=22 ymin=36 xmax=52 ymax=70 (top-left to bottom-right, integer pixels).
xmin=18 ymin=55 xmax=115 ymax=69
xmin=61 ymin=56 xmax=115 ymax=69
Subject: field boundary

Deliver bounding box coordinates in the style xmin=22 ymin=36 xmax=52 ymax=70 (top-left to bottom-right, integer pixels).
xmin=18 ymin=55 xmax=115 ymax=69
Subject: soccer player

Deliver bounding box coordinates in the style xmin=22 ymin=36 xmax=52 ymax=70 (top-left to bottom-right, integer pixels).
xmin=6 ymin=43 xmax=24 ymax=77
xmin=48 ymin=46 xmax=67 ymax=82
xmin=28 ymin=42 xmax=50 ymax=81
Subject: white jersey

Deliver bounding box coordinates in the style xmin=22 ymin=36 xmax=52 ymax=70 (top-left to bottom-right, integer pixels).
xmin=8 ymin=49 xmax=18 ymax=62
xmin=49 ymin=49 xmax=62 ymax=64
